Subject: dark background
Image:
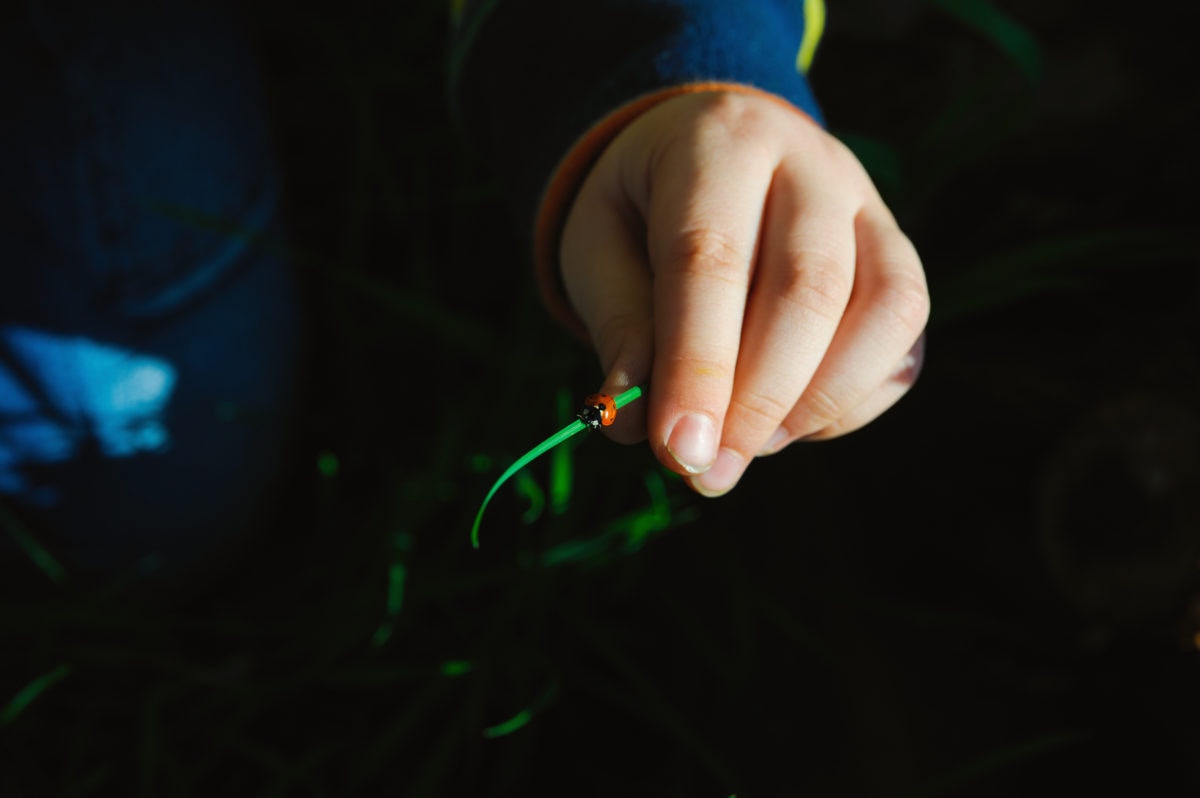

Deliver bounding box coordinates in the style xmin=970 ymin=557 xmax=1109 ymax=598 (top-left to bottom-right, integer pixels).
xmin=3 ymin=1 xmax=1198 ymax=795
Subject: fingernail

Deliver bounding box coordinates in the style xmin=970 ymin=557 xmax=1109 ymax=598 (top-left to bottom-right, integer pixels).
xmin=694 ymin=448 xmax=745 ymax=496
xmin=666 ymin=413 xmax=717 ymax=474
xmin=758 ymin=426 xmax=790 ymax=456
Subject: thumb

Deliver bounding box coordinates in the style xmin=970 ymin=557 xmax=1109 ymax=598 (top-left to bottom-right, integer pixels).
xmin=559 ymin=161 xmax=653 ymax=445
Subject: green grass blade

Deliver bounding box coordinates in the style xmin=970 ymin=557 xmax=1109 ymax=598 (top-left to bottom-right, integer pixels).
xmin=481 ymin=680 xmax=559 ymax=739
xmin=481 ymin=708 xmax=532 ymax=739
xmin=0 ymin=501 xmax=67 ymax=585
xmin=1 ymin=663 xmax=71 ymax=726
xmin=470 ymin=420 xmax=585 ymax=548
xmin=931 ymin=227 xmax=1198 ymax=326
xmin=550 ymin=388 xmax=575 ymax=515
xmin=470 ymin=386 xmax=644 ymax=548
xmin=386 ymin=562 xmax=407 ymax=616
xmin=931 ymin=0 xmax=1042 ymax=83
xmin=613 ymin=384 xmax=643 ymax=409
xmin=440 ymin=660 xmax=473 ymax=677
xmin=900 ymin=730 xmax=1089 ymax=798
xmin=371 ymin=562 xmax=409 ymax=647
xmin=513 ymin=470 xmax=546 ymax=524
xmin=623 ymin=469 xmax=671 ymax=551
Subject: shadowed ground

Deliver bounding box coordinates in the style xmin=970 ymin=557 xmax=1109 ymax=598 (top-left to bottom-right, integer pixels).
xmin=2 ymin=1 xmax=1197 ymax=795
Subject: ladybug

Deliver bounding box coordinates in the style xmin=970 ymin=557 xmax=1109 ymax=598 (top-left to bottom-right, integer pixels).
xmin=577 ymin=393 xmax=617 ymax=431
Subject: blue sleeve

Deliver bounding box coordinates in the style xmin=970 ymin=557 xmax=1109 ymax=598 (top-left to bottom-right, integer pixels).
xmin=451 ymin=0 xmax=825 ymax=236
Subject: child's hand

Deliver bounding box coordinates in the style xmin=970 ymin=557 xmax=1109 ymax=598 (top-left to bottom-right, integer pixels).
xmin=559 ymin=89 xmax=929 ymax=496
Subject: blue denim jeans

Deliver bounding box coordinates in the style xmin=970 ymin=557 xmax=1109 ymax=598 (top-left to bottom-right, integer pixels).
xmin=1 ymin=1 xmax=304 ymax=574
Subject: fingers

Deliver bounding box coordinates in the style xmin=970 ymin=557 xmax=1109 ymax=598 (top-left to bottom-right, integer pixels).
xmin=797 ymin=332 xmax=926 ymax=441
xmin=688 ymin=152 xmax=857 ymax=494
xmin=761 ymin=202 xmax=930 ymax=451
xmin=642 ymin=101 xmax=779 ymax=476
xmin=681 ymin=165 xmax=927 ymax=495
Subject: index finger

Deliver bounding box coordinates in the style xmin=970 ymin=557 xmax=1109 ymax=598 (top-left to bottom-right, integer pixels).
xmin=644 ymin=107 xmax=777 ymax=476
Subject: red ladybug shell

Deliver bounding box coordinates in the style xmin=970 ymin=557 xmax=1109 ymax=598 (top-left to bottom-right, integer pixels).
xmin=579 ymin=393 xmax=617 ymax=429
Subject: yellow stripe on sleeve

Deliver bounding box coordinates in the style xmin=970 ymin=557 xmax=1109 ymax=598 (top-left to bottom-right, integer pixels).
xmin=796 ymin=0 xmax=825 ymax=74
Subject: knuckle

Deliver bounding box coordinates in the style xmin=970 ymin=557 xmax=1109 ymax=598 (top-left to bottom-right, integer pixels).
xmin=800 ymin=383 xmax=845 ymax=428
xmin=776 ymin=252 xmax=852 ymax=323
xmin=666 ymin=93 xmax=779 ymax=169
xmin=694 ymin=91 xmax=771 ymax=138
xmin=666 ymin=227 xmax=749 ymax=283
xmin=666 ymin=352 xmax=735 ymax=383
xmin=728 ymin=388 xmax=793 ymax=428
xmin=878 ymin=270 xmax=931 ymax=337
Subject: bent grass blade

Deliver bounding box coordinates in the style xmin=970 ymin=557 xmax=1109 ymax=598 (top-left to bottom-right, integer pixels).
xmin=470 ymin=386 xmax=643 ymax=548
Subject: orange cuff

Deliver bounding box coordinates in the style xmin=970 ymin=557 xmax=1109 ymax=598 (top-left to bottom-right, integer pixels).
xmin=532 ymin=81 xmax=811 ymax=342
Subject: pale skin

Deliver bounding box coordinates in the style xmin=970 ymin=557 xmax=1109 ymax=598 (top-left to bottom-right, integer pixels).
xmin=560 ymin=89 xmax=930 ymax=497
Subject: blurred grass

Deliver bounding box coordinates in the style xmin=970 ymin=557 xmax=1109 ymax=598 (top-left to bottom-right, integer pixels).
xmin=3 ymin=1 xmax=1198 ymax=796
